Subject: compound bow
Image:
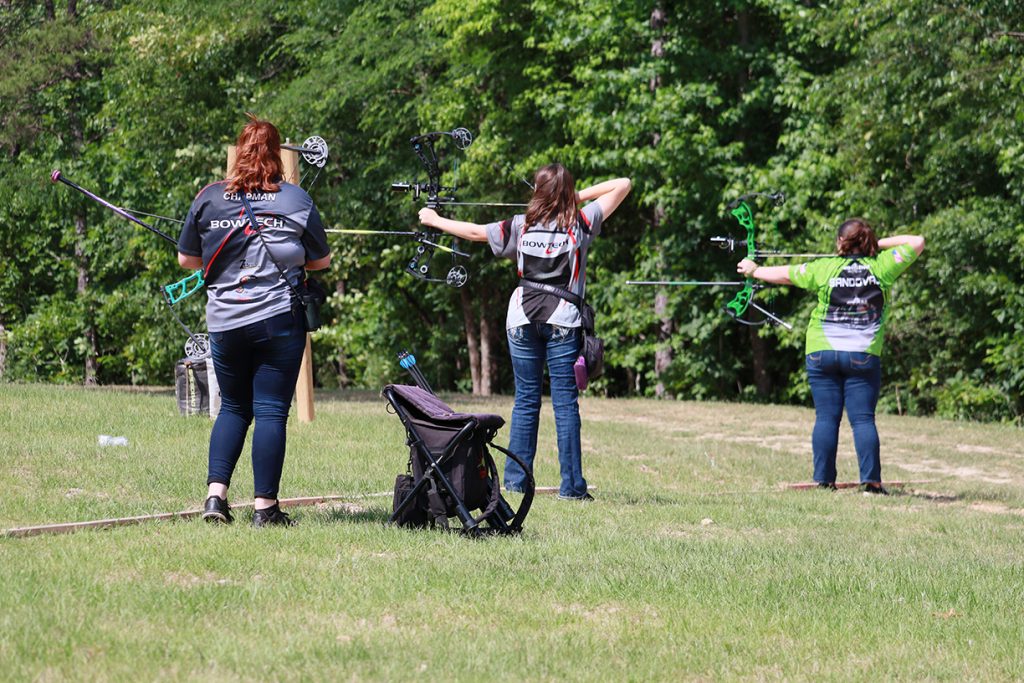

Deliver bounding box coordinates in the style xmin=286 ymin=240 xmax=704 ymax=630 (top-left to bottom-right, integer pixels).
xmin=328 ymin=127 xmax=526 ymax=288
xmin=51 ymin=134 xmax=330 ymax=358
xmin=627 ymin=190 xmax=830 ymax=330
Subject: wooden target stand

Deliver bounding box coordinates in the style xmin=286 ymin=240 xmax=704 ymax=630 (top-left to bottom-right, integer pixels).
xmin=227 ymin=145 xmax=315 ymax=422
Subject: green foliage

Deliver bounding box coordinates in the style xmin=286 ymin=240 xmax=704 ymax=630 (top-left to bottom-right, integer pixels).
xmin=0 ymin=0 xmax=1022 ymax=422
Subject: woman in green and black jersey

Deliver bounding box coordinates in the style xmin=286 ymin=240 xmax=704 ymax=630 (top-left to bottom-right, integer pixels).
xmin=737 ymin=219 xmax=925 ymax=494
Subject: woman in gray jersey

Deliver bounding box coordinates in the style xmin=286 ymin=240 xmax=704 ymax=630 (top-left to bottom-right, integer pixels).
xmin=177 ymin=115 xmax=331 ymax=526
xmin=419 ymin=164 xmax=630 ymax=500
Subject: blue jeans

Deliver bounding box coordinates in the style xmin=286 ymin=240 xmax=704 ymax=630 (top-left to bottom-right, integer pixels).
xmin=208 ymin=310 xmax=306 ymax=499
xmin=805 ymin=351 xmax=883 ymax=484
xmin=504 ymin=323 xmax=586 ymax=497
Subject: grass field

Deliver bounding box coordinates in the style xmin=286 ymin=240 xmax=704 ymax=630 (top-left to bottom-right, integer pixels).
xmin=1 ymin=383 xmax=1022 ymax=681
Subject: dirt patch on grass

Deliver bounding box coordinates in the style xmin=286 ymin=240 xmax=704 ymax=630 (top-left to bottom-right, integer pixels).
xmin=552 ymin=602 xmax=663 ymax=628
xmin=966 ymin=502 xmax=1024 ymax=517
xmin=163 ymin=571 xmax=234 ymax=588
xmin=955 ymin=444 xmax=1018 ymax=458
xmin=890 ymin=459 xmax=1015 ymax=485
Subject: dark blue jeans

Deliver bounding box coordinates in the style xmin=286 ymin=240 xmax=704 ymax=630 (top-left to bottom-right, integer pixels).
xmin=504 ymin=323 xmax=586 ymax=497
xmin=805 ymin=350 xmax=883 ymax=484
xmin=207 ymin=310 xmax=306 ymax=499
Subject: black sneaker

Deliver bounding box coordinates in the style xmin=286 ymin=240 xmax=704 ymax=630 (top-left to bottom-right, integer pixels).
xmin=557 ymin=492 xmax=595 ymax=502
xmin=816 ymin=482 xmax=837 ymax=491
xmin=251 ymin=504 xmax=296 ymax=527
xmin=202 ymin=495 xmax=233 ymax=524
xmin=860 ymin=483 xmax=889 ymax=496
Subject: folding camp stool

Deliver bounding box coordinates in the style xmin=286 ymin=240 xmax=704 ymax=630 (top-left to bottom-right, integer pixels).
xmin=384 ymin=383 xmax=535 ymax=536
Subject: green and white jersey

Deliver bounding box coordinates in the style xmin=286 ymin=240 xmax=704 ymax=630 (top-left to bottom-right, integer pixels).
xmin=788 ymin=244 xmax=919 ymax=356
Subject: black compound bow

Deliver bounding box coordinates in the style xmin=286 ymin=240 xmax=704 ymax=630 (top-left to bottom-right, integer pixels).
xmin=329 ymin=127 xmax=526 ymax=288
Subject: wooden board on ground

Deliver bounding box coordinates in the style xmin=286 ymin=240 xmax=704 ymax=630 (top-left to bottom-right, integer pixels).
xmin=784 ymin=481 xmax=935 ymax=490
xmin=1 ymin=493 xmax=389 ymax=539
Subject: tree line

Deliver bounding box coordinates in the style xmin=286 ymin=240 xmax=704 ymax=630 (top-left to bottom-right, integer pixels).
xmin=1 ymin=0 xmax=1021 ymax=423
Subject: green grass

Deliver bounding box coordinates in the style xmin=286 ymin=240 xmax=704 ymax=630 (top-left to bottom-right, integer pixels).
xmin=1 ymin=384 xmax=1023 ymax=681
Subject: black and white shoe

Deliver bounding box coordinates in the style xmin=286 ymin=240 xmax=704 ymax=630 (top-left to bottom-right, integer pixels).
xmin=202 ymin=496 xmax=233 ymax=524
xmin=252 ymin=504 xmax=297 ymax=527
xmin=860 ymin=483 xmax=889 ymax=496
xmin=557 ymin=492 xmax=595 ymax=502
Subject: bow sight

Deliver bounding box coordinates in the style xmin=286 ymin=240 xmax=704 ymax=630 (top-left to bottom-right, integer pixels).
xmin=390 ymin=127 xmax=473 ymax=208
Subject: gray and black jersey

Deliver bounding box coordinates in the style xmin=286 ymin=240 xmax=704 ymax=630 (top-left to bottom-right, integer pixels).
xmin=177 ymin=180 xmax=330 ymax=333
xmin=485 ymin=201 xmax=603 ymax=329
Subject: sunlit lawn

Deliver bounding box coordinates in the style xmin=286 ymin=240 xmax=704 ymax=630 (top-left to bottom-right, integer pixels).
xmin=1 ymin=384 xmax=1022 ymax=681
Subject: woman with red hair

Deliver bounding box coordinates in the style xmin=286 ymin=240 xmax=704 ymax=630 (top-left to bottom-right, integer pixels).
xmin=177 ymin=115 xmax=330 ymax=526
xmin=419 ymin=164 xmax=631 ymax=501
xmin=737 ymin=219 xmax=924 ymax=494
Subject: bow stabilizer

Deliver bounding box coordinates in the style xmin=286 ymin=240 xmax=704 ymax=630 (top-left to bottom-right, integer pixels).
xmin=51 ymin=169 xmax=209 ymax=355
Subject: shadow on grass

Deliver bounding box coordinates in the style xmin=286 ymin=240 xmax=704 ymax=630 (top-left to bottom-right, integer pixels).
xmin=314 ymin=505 xmax=392 ymax=525
xmin=899 ymin=488 xmax=960 ymax=503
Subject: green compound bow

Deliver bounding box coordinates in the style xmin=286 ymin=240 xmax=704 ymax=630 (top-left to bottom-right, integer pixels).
xmin=722 ymin=191 xmax=785 ymax=326
xmin=628 ymin=191 xmax=831 ymax=330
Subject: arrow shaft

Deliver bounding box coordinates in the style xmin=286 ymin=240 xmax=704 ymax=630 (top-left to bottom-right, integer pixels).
xmin=326 ymin=229 xmax=419 ymax=236
xmin=119 ymin=207 xmax=185 ymax=225
xmin=753 ymin=252 xmax=832 ymax=259
xmin=626 ymin=280 xmax=746 ymax=287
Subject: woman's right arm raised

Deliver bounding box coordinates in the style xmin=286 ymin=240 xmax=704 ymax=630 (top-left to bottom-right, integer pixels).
xmin=878 ymin=234 xmax=925 ymax=256
xmin=577 ymin=178 xmax=632 ymax=220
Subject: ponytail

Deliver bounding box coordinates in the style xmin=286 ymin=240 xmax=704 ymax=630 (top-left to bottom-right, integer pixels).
xmin=837 ymin=218 xmax=880 ymax=257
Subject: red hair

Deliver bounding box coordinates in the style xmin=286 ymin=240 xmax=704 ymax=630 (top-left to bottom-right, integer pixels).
xmin=525 ymin=163 xmax=577 ymax=230
xmin=226 ymin=114 xmax=283 ymax=194
xmin=837 ymin=218 xmax=880 ymax=257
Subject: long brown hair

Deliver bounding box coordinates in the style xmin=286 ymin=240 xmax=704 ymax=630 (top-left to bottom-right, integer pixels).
xmin=524 ymin=163 xmax=577 ymax=230
xmin=226 ymin=113 xmax=283 ymax=194
xmin=837 ymin=217 xmax=880 ymax=257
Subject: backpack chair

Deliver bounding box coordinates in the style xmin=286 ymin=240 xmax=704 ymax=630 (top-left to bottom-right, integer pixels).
xmin=384 ymin=384 xmax=535 ymax=536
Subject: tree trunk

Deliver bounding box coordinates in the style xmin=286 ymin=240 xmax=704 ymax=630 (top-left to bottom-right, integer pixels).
xmin=748 ymin=326 xmax=771 ymax=396
xmin=0 ymin=322 xmax=7 ymax=380
xmin=74 ymin=211 xmax=98 ymax=385
xmin=650 ymin=4 xmax=673 ymax=398
xmin=478 ymin=290 xmax=499 ymax=396
xmin=460 ymin=287 xmax=482 ymax=394
xmin=67 ymin=56 xmax=97 ymax=385
xmin=734 ymin=6 xmax=770 ymax=396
